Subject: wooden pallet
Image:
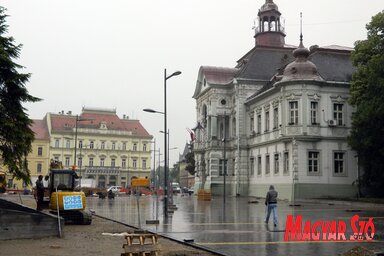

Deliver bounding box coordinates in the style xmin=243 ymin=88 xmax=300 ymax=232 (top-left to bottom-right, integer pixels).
xmin=121 ymin=233 xmax=160 ymax=256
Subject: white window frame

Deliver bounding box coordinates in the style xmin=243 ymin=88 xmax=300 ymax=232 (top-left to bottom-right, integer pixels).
xmin=289 ymin=101 xmax=299 ymax=125
xmin=250 ymin=157 xmax=255 ymax=176
xmin=265 ymin=111 xmax=270 ymax=132
xmin=308 ymin=151 xmax=320 ymax=175
xmin=333 ymin=103 xmax=344 ymax=126
xmin=37 ymin=163 xmax=42 ymax=173
xmin=65 ymin=157 xmax=70 ymax=167
xmin=257 ymin=155 xmax=262 ymax=176
xmin=274 ymin=153 xmax=279 ymax=174
xmin=333 ymin=151 xmax=346 ymax=176
xmin=89 ymin=157 xmax=94 ymax=167
xmin=283 ymin=151 xmax=289 ymax=174
xmin=265 ymin=154 xmax=270 ymax=175
xmin=273 ymin=107 xmax=279 ymax=129
xmin=310 ymin=102 xmax=319 ymax=125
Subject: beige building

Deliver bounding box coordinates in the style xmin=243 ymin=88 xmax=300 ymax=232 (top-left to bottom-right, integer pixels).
xmin=2 ymin=119 xmax=50 ymax=190
xmin=27 ymin=120 xmax=51 ymax=188
xmin=3 ymin=107 xmax=152 ymax=190
xmin=46 ymin=107 xmax=153 ymax=188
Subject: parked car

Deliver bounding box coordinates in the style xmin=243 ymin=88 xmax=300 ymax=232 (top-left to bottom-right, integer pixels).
xmin=107 ymin=186 xmax=122 ymax=194
xmin=171 ymin=182 xmax=181 ymax=193
xmin=188 ymin=187 xmax=194 ymax=195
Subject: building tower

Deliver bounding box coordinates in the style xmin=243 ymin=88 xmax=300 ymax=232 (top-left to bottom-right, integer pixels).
xmin=254 ymin=0 xmax=286 ymax=47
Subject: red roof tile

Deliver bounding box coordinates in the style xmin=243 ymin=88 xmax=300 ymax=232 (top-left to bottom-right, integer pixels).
xmin=31 ymin=119 xmax=49 ymax=140
xmin=49 ymin=112 xmax=152 ymax=137
xmin=201 ymin=66 xmax=238 ymax=85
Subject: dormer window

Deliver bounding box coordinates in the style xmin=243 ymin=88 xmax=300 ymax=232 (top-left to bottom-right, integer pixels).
xmin=100 ymin=122 xmax=107 ymax=129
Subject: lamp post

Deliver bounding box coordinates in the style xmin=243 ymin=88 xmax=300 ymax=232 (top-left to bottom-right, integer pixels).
xmin=150 ymin=139 xmax=156 ymax=190
xmin=160 ymin=129 xmax=178 ymax=201
xmin=143 ymin=68 xmax=181 ymax=220
xmin=222 ymin=113 xmax=227 ymax=219
xmin=73 ymin=115 xmax=93 ymax=186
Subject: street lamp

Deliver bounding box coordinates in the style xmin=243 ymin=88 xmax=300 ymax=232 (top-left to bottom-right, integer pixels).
xmin=160 ymin=130 xmax=178 ymax=205
xmin=143 ymin=68 xmax=181 ymax=220
xmin=222 ymin=114 xmax=227 ymax=219
xmin=73 ymin=115 xmax=93 ymax=180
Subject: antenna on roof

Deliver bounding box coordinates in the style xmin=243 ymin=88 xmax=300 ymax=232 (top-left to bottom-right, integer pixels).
xmin=300 ymin=12 xmax=303 ymax=44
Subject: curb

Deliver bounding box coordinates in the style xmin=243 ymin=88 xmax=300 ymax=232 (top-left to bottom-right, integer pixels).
xmin=295 ymin=199 xmax=384 ymax=209
xmin=94 ymin=214 xmax=228 ymax=256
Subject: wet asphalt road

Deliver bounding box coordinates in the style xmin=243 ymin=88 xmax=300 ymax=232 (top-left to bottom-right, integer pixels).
xmin=87 ymin=194 xmax=384 ymax=256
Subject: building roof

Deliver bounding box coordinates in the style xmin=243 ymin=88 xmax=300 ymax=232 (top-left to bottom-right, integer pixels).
xmin=201 ymin=66 xmax=238 ymax=85
xmin=49 ymin=109 xmax=152 ymax=137
xmin=31 ymin=119 xmax=49 ymax=140
xmin=244 ymin=44 xmax=353 ymax=102
xmin=192 ymin=66 xmax=238 ymax=99
xmin=309 ymin=46 xmax=354 ymax=82
xmin=235 ymin=46 xmax=296 ymax=81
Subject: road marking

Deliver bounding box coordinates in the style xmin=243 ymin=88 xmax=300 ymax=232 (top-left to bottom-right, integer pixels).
xmin=196 ymin=240 xmax=382 ymax=246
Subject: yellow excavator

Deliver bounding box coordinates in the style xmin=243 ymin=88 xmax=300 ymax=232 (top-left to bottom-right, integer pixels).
xmin=46 ymin=161 xmax=92 ymax=225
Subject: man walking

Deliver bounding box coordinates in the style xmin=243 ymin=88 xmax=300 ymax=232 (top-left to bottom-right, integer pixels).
xmin=265 ymin=185 xmax=278 ymax=226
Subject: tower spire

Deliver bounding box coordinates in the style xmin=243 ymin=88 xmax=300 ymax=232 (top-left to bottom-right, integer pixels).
xmin=300 ymin=12 xmax=303 ymax=45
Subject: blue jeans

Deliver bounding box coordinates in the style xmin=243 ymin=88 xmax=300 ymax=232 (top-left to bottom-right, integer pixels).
xmin=265 ymin=203 xmax=277 ymax=225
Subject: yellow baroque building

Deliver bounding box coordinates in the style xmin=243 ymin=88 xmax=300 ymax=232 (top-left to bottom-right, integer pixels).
xmin=45 ymin=107 xmax=153 ymax=189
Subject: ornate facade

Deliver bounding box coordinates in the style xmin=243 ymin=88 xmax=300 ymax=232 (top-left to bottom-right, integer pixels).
xmin=9 ymin=107 xmax=153 ymax=190
xmin=192 ymin=0 xmax=357 ymax=200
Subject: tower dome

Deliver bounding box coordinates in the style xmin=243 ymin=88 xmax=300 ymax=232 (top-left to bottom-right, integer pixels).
xmin=260 ymin=0 xmax=279 ymax=12
xmin=254 ymin=0 xmax=286 ymax=47
xmin=281 ymin=41 xmax=323 ymax=81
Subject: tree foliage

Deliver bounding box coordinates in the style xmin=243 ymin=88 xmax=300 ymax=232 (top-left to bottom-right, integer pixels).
xmin=349 ymin=11 xmax=384 ymax=196
xmin=185 ymin=151 xmax=196 ymax=176
xmin=0 ymin=7 xmax=40 ymax=184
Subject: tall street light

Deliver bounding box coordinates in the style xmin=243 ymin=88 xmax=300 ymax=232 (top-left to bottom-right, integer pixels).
xmin=160 ymin=129 xmax=177 ymax=200
xmin=143 ymin=68 xmax=181 ymax=220
xmin=73 ymin=115 xmax=93 ymax=178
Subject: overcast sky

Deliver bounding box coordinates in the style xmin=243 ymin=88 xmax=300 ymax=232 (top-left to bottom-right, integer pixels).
xmin=2 ymin=0 xmax=383 ymax=166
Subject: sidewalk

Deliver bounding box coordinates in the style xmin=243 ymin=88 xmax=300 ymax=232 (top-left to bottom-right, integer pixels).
xmin=0 ymin=194 xmax=220 ymax=256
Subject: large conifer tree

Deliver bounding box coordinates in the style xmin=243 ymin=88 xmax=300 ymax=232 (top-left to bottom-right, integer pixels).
xmin=349 ymin=11 xmax=384 ymax=196
xmin=0 ymin=7 xmax=40 ymax=184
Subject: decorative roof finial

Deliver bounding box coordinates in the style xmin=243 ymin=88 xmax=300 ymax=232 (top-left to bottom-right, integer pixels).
xmin=300 ymin=12 xmax=303 ymax=45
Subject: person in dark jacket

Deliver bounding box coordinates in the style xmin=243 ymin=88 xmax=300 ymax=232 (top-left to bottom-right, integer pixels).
xmin=265 ymin=185 xmax=278 ymax=226
xmin=35 ymin=175 xmax=45 ymax=211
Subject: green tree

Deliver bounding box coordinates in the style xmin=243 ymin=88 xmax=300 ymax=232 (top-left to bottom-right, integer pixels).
xmin=0 ymin=7 xmax=40 ymax=185
xmin=349 ymin=11 xmax=384 ymax=196
xmin=185 ymin=151 xmax=196 ymax=176
xmin=170 ymin=163 xmax=180 ymax=183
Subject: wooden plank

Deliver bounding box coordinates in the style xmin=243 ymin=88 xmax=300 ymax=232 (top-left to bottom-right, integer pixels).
xmin=123 ymin=244 xmax=161 ymax=253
